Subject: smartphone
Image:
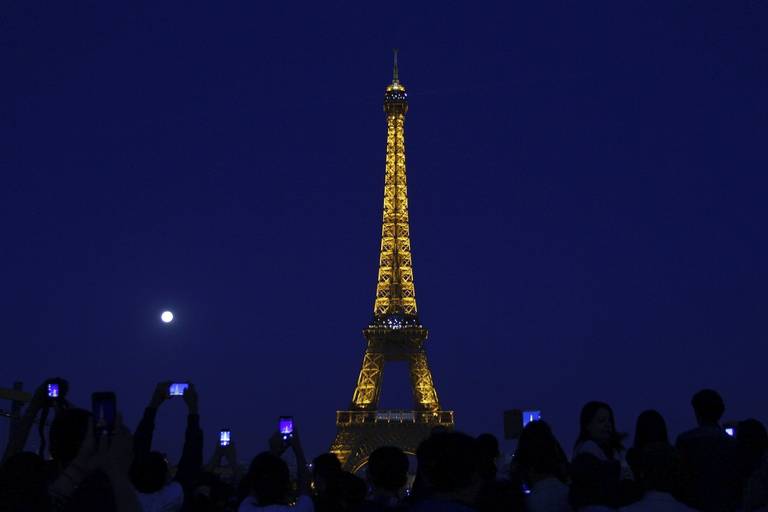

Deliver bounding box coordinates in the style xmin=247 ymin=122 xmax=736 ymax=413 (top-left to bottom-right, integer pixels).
xmin=725 ymin=427 xmax=736 ymax=437
xmin=92 ymin=392 xmax=117 ymax=435
xmin=522 ymin=410 xmax=542 ymax=428
xmin=503 ymin=410 xmax=523 ymax=440
xmin=168 ymin=382 xmax=189 ymax=397
xmin=47 ymin=382 xmax=60 ymax=399
xmin=279 ymin=416 xmax=294 ymax=439
xmin=219 ymin=429 xmax=231 ymax=447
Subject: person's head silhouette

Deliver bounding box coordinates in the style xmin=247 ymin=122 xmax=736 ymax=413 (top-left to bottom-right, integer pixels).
xmin=417 ymin=431 xmax=479 ymax=502
xmin=49 ymin=408 xmax=90 ymax=469
xmin=577 ymin=401 xmax=623 ymax=458
xmin=247 ymin=452 xmax=291 ymax=506
xmin=514 ymin=420 xmax=568 ymax=484
xmin=475 ymin=433 xmax=500 ymax=482
xmin=633 ymin=409 xmax=669 ymax=450
xmin=130 ymin=451 xmax=170 ymax=494
xmin=691 ymin=389 xmax=725 ymax=426
xmin=367 ymin=446 xmax=409 ymax=495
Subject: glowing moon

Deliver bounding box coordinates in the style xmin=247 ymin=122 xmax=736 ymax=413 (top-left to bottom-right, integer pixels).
xmin=161 ymin=311 xmax=174 ymax=323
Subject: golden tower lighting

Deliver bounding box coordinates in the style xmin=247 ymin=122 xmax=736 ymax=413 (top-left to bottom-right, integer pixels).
xmin=330 ymin=51 xmax=455 ymax=472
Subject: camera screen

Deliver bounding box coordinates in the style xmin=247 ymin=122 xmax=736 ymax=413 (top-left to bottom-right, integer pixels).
xmin=169 ymin=383 xmax=189 ymax=396
xmin=522 ymin=410 xmax=542 ymax=427
xmin=219 ymin=430 xmax=231 ymax=446
xmin=725 ymin=427 xmax=735 ymax=437
xmin=279 ymin=417 xmax=293 ymax=436
xmin=47 ymin=383 xmax=59 ymax=398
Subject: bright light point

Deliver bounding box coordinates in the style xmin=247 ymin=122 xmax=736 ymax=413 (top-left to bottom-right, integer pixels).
xmin=161 ymin=311 xmax=174 ymax=323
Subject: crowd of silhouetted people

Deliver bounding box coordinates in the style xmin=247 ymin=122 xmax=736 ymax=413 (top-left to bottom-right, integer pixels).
xmin=1 ymin=380 xmax=767 ymax=512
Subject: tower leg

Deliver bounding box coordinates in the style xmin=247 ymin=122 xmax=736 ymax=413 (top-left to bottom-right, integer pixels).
xmin=351 ymin=351 xmax=384 ymax=409
xmin=409 ymin=351 xmax=440 ymax=411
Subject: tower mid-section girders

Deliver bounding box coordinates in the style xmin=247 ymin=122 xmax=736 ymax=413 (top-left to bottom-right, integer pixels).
xmin=362 ymin=326 xmax=428 ymax=357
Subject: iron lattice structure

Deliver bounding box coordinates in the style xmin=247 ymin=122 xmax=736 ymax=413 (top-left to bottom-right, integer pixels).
xmin=330 ymin=54 xmax=455 ymax=472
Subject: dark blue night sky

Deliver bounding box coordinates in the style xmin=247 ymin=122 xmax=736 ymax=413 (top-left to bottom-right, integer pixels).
xmin=2 ymin=2 xmax=767 ymax=462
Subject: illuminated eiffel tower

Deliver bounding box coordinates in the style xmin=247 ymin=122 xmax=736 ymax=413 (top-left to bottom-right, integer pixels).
xmin=330 ymin=52 xmax=454 ymax=472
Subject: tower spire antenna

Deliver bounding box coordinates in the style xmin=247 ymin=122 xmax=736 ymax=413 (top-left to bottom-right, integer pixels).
xmin=392 ymin=48 xmax=399 ymax=84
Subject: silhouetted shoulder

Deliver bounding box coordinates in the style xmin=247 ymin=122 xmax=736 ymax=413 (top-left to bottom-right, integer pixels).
xmin=574 ymin=440 xmax=609 ymax=461
xmin=677 ymin=426 xmax=727 ymax=443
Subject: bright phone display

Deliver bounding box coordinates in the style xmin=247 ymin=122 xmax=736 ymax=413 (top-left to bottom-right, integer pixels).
xmin=168 ymin=382 xmax=189 ymax=397
xmin=279 ymin=416 xmax=294 ymax=439
xmin=522 ymin=410 xmax=542 ymax=427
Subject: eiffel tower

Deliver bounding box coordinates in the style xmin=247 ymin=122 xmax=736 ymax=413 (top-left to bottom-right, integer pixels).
xmin=330 ymin=52 xmax=454 ymax=472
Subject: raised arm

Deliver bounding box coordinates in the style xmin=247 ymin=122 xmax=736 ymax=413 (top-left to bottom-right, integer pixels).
xmin=3 ymin=381 xmax=50 ymax=462
xmin=175 ymin=384 xmax=203 ymax=489
xmin=133 ymin=382 xmax=169 ymax=458
xmin=289 ymin=430 xmax=311 ymax=496
xmin=268 ymin=429 xmax=311 ymax=496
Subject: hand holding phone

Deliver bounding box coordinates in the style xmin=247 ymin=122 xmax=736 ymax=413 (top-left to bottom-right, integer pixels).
xmin=92 ymin=392 xmax=117 ymax=436
xmin=43 ymin=378 xmax=68 ymax=406
xmin=279 ymin=416 xmax=294 ymax=440
xmin=182 ymin=384 xmax=198 ymax=414
xmin=47 ymin=382 xmax=60 ymax=399
xmin=523 ymin=410 xmax=542 ymax=427
xmin=149 ymin=382 xmax=172 ymax=408
xmin=168 ymin=382 xmax=189 ymax=397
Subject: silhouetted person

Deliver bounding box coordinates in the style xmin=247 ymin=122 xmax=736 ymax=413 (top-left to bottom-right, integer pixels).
xmin=737 ymin=419 xmax=768 ymax=512
xmin=626 ymin=410 xmax=670 ymax=478
xmin=203 ymin=436 xmax=242 ymax=507
xmin=474 ymin=478 xmax=525 ymax=512
xmin=312 ymin=452 xmax=343 ymax=512
xmin=131 ymin=382 xmax=203 ymax=512
xmin=187 ymin=471 xmax=237 ymax=512
xmin=240 ymin=452 xmax=312 ymax=511
xmin=475 ymin=433 xmax=501 ymax=482
xmin=675 ymin=389 xmax=745 ymax=511
xmin=474 ymin=433 xmax=521 ymax=511
xmin=0 ymin=451 xmax=50 ymax=512
xmin=357 ymin=446 xmax=409 ymax=511
xmin=240 ymin=431 xmax=312 ymax=511
xmin=337 ymin=471 xmax=367 ymax=511
xmin=48 ymin=407 xmax=116 ymax=510
xmin=570 ymin=401 xmax=640 ymax=511
xmin=513 ymin=420 xmax=570 ymax=512
xmin=408 ymin=431 xmax=480 ymax=511
xmin=620 ymin=443 xmax=694 ymax=511
xmin=632 ymin=410 xmax=669 ymax=449
xmin=3 ymin=379 xmax=71 ymax=464
xmin=46 ymin=408 xmax=142 ymax=511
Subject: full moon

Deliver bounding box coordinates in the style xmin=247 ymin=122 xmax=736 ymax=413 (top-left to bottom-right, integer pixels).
xmin=161 ymin=311 xmax=174 ymax=323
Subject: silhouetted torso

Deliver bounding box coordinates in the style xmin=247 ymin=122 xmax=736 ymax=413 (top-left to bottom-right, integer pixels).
xmin=526 ymin=477 xmax=570 ymax=512
xmin=675 ymin=425 xmax=745 ymax=512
